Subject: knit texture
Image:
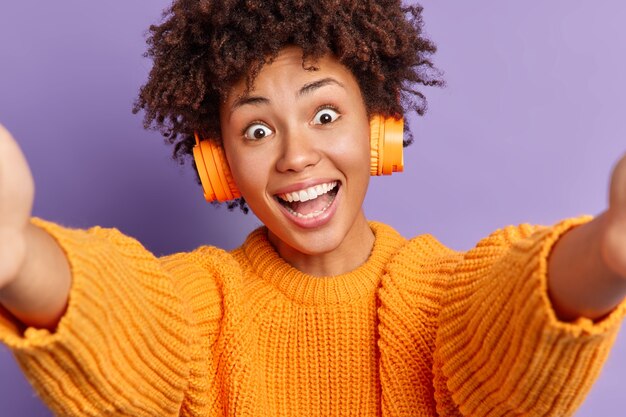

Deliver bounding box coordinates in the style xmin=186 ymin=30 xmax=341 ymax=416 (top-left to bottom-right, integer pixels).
xmin=0 ymin=217 xmax=624 ymax=416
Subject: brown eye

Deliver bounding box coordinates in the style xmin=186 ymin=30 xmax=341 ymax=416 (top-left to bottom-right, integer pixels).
xmin=244 ymin=123 xmax=273 ymax=140
xmin=313 ymin=108 xmax=340 ymax=125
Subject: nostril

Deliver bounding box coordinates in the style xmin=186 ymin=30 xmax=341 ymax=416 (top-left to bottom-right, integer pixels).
xmin=275 ymin=150 xmax=321 ymax=173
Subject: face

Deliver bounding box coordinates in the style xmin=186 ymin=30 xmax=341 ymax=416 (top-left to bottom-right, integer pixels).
xmin=219 ymin=46 xmax=373 ymax=267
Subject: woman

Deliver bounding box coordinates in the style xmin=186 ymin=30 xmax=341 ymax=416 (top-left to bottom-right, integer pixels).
xmin=1 ymin=1 xmax=626 ymax=415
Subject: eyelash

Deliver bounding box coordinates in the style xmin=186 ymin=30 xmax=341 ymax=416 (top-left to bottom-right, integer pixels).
xmin=240 ymin=120 xmax=268 ymax=137
xmin=315 ymin=104 xmax=339 ymax=112
xmin=313 ymin=105 xmax=341 ymax=122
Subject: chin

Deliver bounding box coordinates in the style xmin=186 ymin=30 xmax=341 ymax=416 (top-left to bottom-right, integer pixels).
xmin=269 ymin=223 xmax=347 ymax=257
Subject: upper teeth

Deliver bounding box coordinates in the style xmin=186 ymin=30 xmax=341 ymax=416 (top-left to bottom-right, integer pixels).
xmin=277 ymin=181 xmax=338 ymax=203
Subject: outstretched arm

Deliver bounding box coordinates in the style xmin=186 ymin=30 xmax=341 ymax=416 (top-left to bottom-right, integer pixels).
xmin=548 ymin=153 xmax=626 ymax=321
xmin=0 ymin=123 xmax=71 ymax=329
xmin=0 ymin=123 xmax=203 ymax=416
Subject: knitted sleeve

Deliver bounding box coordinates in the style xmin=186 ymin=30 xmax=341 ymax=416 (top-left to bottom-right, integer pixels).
xmin=0 ymin=218 xmax=206 ymax=417
xmin=433 ymin=216 xmax=626 ymax=417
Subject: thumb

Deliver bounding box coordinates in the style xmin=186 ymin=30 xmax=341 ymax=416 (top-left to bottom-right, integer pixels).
xmin=603 ymin=152 xmax=626 ymax=278
xmin=609 ymin=152 xmax=626 ymax=214
xmin=0 ymin=123 xmax=35 ymax=229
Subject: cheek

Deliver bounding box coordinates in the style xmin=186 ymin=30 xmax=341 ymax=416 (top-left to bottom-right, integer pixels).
xmin=230 ymin=153 xmax=264 ymax=194
xmin=226 ymin=147 xmax=273 ymax=209
xmin=331 ymin=126 xmax=371 ymax=177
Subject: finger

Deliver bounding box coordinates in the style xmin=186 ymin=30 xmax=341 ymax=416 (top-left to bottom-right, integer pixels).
xmin=0 ymin=124 xmax=34 ymax=227
xmin=0 ymin=122 xmax=14 ymax=143
xmin=609 ymin=152 xmax=626 ymax=212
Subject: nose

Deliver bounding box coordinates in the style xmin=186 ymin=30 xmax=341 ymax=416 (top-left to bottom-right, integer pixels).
xmin=275 ymin=127 xmax=321 ymax=173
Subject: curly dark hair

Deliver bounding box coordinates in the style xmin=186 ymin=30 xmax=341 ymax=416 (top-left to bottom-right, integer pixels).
xmin=133 ymin=0 xmax=443 ymax=212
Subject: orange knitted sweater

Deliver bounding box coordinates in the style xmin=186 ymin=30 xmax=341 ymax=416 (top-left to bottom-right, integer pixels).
xmin=1 ymin=217 xmax=624 ymax=416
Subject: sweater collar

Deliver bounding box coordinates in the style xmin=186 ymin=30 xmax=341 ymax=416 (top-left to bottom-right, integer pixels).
xmin=241 ymin=222 xmax=407 ymax=305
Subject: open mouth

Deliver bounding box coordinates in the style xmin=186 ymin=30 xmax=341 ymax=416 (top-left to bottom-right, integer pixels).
xmin=275 ymin=181 xmax=340 ymax=219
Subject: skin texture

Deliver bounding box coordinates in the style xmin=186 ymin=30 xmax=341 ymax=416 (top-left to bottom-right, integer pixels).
xmin=220 ymin=47 xmax=375 ymax=276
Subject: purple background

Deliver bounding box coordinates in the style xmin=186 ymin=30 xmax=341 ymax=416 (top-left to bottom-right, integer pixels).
xmin=1 ymin=1 xmax=625 ymax=415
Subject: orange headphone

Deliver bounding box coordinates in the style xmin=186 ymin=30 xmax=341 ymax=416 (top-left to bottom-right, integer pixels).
xmin=193 ymin=115 xmax=404 ymax=202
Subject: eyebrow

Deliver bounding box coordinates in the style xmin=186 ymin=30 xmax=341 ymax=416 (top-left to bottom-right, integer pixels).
xmin=297 ymin=77 xmax=345 ymax=97
xmin=231 ymin=95 xmax=270 ymax=112
xmin=230 ymin=77 xmax=345 ymax=112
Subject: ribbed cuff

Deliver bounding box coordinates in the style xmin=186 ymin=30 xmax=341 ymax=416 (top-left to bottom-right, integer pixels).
xmin=436 ymin=216 xmax=626 ymax=416
xmin=537 ymin=216 xmax=626 ymax=335
xmin=0 ymin=218 xmax=191 ymax=416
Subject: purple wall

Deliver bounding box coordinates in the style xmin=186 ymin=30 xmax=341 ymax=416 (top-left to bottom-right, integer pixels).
xmin=1 ymin=1 xmax=624 ymax=415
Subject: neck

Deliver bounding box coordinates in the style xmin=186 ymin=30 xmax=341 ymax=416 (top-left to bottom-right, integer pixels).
xmin=269 ymin=213 xmax=375 ymax=277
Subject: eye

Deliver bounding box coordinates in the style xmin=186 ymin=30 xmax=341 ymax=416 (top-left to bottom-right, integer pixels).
xmin=244 ymin=123 xmax=273 ymax=140
xmin=312 ymin=107 xmax=340 ymax=125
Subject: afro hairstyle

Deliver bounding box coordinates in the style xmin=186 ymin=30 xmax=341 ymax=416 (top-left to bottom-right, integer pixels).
xmin=133 ymin=0 xmax=443 ymax=212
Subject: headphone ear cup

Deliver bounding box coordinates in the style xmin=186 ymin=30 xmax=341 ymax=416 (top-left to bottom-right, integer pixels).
xmin=193 ymin=134 xmax=241 ymax=202
xmin=369 ymin=115 xmax=404 ymax=175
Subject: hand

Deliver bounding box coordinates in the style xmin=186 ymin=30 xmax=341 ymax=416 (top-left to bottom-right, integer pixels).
xmin=602 ymin=153 xmax=626 ymax=279
xmin=0 ymin=123 xmax=34 ymax=289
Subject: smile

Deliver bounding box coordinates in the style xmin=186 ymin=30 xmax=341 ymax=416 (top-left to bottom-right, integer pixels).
xmin=275 ymin=181 xmax=340 ymax=219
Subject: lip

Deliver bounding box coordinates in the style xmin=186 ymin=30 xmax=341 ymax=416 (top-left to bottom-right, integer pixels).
xmin=272 ymin=178 xmax=339 ymax=195
xmin=274 ymin=181 xmax=341 ymax=229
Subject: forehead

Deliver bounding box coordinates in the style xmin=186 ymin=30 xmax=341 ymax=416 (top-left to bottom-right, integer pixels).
xmin=224 ymin=46 xmax=359 ymax=102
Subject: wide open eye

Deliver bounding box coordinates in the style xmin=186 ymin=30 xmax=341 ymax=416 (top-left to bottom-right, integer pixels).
xmin=312 ymin=107 xmax=340 ymax=125
xmin=244 ymin=123 xmax=273 ymax=140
